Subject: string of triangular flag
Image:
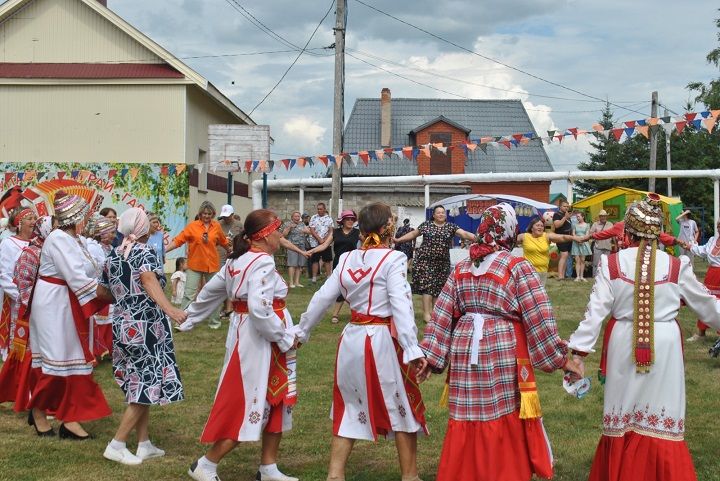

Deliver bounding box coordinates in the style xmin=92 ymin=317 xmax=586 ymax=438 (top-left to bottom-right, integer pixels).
xmin=238 ymin=109 xmax=719 ymax=173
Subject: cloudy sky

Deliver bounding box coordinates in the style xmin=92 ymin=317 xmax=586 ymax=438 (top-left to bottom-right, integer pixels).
xmin=109 ymin=0 xmax=719 ymax=188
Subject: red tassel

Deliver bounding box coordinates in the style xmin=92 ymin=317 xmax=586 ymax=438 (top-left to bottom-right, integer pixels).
xmin=635 ymin=347 xmax=651 ymax=364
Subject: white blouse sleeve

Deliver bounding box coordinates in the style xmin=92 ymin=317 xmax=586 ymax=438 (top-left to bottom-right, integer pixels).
xmin=181 ymin=267 xmax=228 ymax=330
xmin=385 ymin=252 xmax=422 ymax=363
xmin=0 ymin=241 xmax=18 ymax=300
xmin=245 ymin=256 xmax=295 ymax=352
xmin=294 ymin=254 xmax=345 ymax=343
xmin=679 ymin=257 xmax=720 ymax=330
xmin=689 ymin=237 xmax=712 ymax=258
xmin=568 ymin=255 xmax=615 ymax=354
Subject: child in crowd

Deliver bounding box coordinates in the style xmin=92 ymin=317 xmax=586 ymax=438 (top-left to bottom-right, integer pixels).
xmin=171 ymin=257 xmax=187 ymax=306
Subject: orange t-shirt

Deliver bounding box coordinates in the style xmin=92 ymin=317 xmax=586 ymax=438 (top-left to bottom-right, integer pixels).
xmin=172 ymin=220 xmax=229 ymax=273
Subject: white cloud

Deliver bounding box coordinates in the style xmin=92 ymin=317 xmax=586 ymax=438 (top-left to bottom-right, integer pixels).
xmin=282 ymin=116 xmax=327 ymax=152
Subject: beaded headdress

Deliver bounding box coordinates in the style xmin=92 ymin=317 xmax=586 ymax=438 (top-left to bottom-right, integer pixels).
xmin=53 ymin=190 xmax=88 ymax=228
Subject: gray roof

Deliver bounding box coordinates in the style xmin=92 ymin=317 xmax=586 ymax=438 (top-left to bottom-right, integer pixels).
xmin=342 ymin=98 xmax=553 ymax=176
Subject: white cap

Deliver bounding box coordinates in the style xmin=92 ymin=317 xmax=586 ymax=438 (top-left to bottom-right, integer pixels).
xmin=219 ymin=204 xmax=234 ymax=219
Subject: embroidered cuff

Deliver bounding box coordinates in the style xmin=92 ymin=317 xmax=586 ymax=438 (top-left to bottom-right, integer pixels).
xmin=402 ymin=344 xmax=424 ymax=364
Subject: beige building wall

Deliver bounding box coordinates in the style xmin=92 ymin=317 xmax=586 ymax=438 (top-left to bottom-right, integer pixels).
xmin=0 ymin=0 xmax=161 ymax=63
xmin=0 ymin=84 xmax=185 ymax=163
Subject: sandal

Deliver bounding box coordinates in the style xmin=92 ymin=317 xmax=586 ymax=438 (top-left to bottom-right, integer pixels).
xmin=331 ymin=316 xmax=340 ymax=324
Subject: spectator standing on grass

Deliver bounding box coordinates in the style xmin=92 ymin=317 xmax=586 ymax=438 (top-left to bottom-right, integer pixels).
xmin=217 ymin=205 xmax=242 ymax=320
xmin=589 ymin=210 xmax=614 ymax=277
xmin=568 ymin=194 xmax=720 ymax=481
xmin=146 ymin=212 xmax=166 ymax=266
xmin=394 ymin=218 xmax=415 ymax=269
xmin=308 ymin=202 xmax=334 ymax=283
xmin=282 ymin=211 xmax=310 ymax=288
xmin=308 ymin=210 xmax=360 ymax=323
xmin=100 ymin=207 xmax=123 ymax=248
xmin=166 ymin=201 xmax=230 ymax=330
xmin=517 ymin=215 xmax=581 ymax=285
xmin=179 ymin=209 xmax=299 ymax=481
xmin=171 ymin=257 xmax=188 ymax=306
xmin=553 ymin=201 xmax=573 ymax=280
xmin=571 ymin=212 xmax=592 ymax=282
xmin=676 ymin=210 xmax=700 ymax=260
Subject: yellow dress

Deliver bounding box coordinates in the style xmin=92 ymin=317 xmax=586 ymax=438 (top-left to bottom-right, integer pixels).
xmin=522 ymin=233 xmax=550 ymax=273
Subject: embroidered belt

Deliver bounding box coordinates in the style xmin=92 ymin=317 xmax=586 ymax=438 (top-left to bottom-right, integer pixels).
xmin=349 ymin=310 xmax=391 ymax=326
xmin=232 ymin=299 xmax=286 ymax=313
xmin=40 ymin=276 xmax=67 ymax=286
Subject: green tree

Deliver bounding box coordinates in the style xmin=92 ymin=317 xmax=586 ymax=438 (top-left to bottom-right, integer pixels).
xmin=688 ymin=9 xmax=720 ymax=109
xmin=575 ymin=104 xmax=649 ymax=197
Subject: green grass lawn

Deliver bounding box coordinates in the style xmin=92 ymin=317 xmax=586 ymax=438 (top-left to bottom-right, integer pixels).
xmin=1 ymin=263 xmax=719 ymax=481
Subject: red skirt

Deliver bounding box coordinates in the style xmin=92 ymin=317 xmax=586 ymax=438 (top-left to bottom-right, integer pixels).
xmin=436 ymin=413 xmax=540 ymax=481
xmin=0 ymin=351 xmax=37 ymax=411
xmin=589 ymin=432 xmax=697 ymax=481
xmin=28 ymin=370 xmax=111 ymax=423
xmin=698 ymin=266 xmax=720 ymax=332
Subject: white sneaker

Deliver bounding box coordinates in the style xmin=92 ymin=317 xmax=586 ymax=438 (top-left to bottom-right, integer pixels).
xmin=255 ymin=471 xmax=299 ymax=481
xmin=686 ymin=334 xmax=704 ymax=342
xmin=103 ymin=444 xmax=143 ymax=465
xmin=136 ymin=443 xmax=165 ymax=460
xmin=188 ymin=461 xmax=222 ymax=481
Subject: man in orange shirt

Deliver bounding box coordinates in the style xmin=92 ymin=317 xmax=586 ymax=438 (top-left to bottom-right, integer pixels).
xmin=167 ymin=201 xmax=230 ymax=329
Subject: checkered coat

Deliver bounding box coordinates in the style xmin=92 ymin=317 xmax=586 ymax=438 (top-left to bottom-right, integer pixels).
xmin=421 ymin=251 xmax=567 ymax=421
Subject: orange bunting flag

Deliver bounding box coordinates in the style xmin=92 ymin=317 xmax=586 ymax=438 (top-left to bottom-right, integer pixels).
xmin=375 ymin=149 xmax=385 ymax=160
xmin=175 ymin=164 xmax=186 ymax=175
xmin=259 ymin=160 xmax=267 ymax=172
xmin=520 ymin=137 xmax=530 ymax=145
xmin=480 ymin=136 xmax=493 ymax=144
xmin=637 ymin=125 xmax=650 ymax=139
xmin=592 ymin=123 xmax=604 ymax=132
xmin=704 ymin=117 xmax=716 ymax=133
xmin=402 ymin=147 xmax=413 ymax=159
xmin=296 ymin=157 xmax=306 ymax=168
xmin=648 ymin=117 xmax=659 ymax=126
xmin=358 ymin=151 xmax=369 ymax=165
xmin=421 ymin=145 xmax=431 ymax=158
xmin=129 ymin=168 xmax=140 ymax=180
xmin=466 ymin=142 xmax=477 ymax=151
xmin=711 ymin=109 xmax=720 ymax=120
xmin=335 ymin=155 xmax=343 ymax=169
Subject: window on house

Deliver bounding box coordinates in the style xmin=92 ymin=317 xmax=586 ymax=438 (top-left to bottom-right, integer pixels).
xmin=429 ymin=132 xmax=452 ymax=175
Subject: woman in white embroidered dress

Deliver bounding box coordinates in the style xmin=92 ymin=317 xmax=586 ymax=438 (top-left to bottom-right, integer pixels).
xmin=84 ymin=215 xmax=117 ymax=359
xmin=295 ymin=202 xmax=428 ymax=481
xmin=180 ymin=209 xmax=298 ymax=481
xmin=28 ymin=192 xmax=113 ymax=439
xmin=0 ymin=207 xmax=36 ymax=361
xmin=568 ymin=194 xmax=720 ymax=481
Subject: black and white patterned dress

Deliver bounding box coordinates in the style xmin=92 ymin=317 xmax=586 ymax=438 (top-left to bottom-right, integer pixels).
xmin=102 ymin=244 xmax=184 ymax=405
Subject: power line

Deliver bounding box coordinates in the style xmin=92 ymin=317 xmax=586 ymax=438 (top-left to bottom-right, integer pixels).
xmin=249 ymin=0 xmax=336 ymax=115
xmin=348 ymin=48 xmax=645 ymax=105
xmin=352 ymin=0 xmax=650 ymax=117
xmin=223 ymin=0 xmax=326 ymax=57
xmin=180 ymin=47 xmax=332 ymax=60
xmin=346 ymin=52 xmax=605 ymax=113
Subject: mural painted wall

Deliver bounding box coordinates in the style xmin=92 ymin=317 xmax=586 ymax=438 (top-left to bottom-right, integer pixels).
xmin=0 ymin=162 xmax=189 ymax=258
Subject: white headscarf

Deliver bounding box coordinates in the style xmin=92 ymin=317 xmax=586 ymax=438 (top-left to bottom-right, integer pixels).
xmin=33 ymin=215 xmax=54 ymax=241
xmin=117 ymin=208 xmax=150 ymax=259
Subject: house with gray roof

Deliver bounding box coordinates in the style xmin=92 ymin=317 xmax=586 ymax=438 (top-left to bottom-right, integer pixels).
xmin=341 ymin=89 xmax=553 ymax=202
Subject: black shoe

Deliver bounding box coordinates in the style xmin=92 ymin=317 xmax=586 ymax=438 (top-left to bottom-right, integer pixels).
xmin=58 ymin=423 xmax=92 ymax=440
xmin=28 ymin=410 xmax=55 ymax=437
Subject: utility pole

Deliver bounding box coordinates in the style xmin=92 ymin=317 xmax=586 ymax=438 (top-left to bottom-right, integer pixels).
xmin=665 ymin=107 xmax=672 ymax=197
xmin=330 ymin=0 xmax=346 ymax=221
xmin=648 ymin=91 xmax=658 ymax=192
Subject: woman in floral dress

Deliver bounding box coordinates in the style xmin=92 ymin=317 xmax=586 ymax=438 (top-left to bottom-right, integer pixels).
xmin=395 ymin=205 xmax=476 ymax=323
xmin=101 ymin=208 xmax=186 ymax=466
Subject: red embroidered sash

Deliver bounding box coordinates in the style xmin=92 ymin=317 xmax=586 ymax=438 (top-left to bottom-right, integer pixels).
xmin=232 ymin=298 xmax=295 ymax=406
xmin=0 ymin=295 xmax=10 ymax=353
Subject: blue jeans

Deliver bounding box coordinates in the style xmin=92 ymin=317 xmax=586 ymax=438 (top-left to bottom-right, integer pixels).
xmin=565 ymin=254 xmax=574 ymax=278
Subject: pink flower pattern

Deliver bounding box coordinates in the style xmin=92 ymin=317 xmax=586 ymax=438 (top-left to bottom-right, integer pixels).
xmin=602 ymin=404 xmax=684 ymax=440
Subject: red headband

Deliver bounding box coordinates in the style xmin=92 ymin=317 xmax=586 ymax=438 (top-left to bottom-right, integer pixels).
xmin=249 ymin=218 xmax=281 ymax=241
xmin=13 ymin=208 xmax=33 ymax=227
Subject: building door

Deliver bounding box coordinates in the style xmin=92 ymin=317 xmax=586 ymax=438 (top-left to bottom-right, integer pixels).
xmin=429 ymin=132 xmax=452 ymax=175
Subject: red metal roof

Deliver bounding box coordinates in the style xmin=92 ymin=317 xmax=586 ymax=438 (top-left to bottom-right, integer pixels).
xmin=0 ymin=63 xmax=184 ymax=79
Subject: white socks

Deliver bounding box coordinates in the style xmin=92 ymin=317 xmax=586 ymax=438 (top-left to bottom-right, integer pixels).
xmin=198 ymin=456 xmax=219 ymax=476
xmin=138 ymin=440 xmax=153 ymax=449
xmin=259 ymin=464 xmax=284 ymax=478
xmin=109 ymin=439 xmax=126 ymax=451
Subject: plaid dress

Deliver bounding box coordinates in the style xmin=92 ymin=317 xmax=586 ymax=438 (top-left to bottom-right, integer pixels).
xmin=421 ymin=251 xmax=567 ymax=422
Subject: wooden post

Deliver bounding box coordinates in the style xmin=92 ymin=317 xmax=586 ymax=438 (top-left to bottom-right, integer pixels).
xmin=648 ymin=91 xmax=658 ymax=192
xmin=330 ymin=0 xmax=346 ymax=222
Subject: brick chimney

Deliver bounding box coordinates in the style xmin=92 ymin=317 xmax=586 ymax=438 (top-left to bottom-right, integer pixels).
xmin=380 ymin=88 xmax=391 ymax=147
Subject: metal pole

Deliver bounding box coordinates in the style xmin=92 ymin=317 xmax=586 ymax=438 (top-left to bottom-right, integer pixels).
xmin=226 ymin=172 xmax=233 ymax=205
xmin=648 ymin=91 xmax=658 ymax=192
xmin=262 ymin=172 xmax=268 ymax=209
xmin=424 ymin=183 xmax=430 ymax=208
xmin=714 ymin=178 xmax=719 ymax=235
xmin=665 ymin=108 xmax=672 ymax=197
xmin=299 ymin=186 xmax=305 ymax=215
xmin=330 ymin=0 xmax=346 ymax=223
xmin=566 ymin=180 xmax=574 ymax=205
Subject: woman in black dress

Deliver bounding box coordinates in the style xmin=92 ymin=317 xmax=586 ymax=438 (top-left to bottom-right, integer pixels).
xmin=395 ymin=205 xmax=476 ymax=323
xmin=309 ymin=210 xmax=360 ymax=323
